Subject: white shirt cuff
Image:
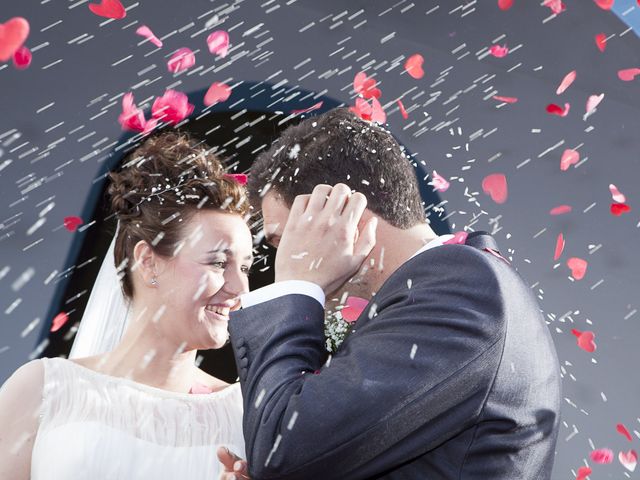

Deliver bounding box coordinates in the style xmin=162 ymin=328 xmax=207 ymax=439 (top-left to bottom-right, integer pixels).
xmin=240 ymin=280 xmax=325 ymax=309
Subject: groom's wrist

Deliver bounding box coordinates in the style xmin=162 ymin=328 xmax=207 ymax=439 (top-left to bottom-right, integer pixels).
xmin=240 ymin=280 xmax=325 ymax=309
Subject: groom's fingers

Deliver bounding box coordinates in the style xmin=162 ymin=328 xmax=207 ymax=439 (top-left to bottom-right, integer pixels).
xmin=217 ymin=446 xmax=236 ymax=471
xmin=354 ymin=215 xmax=378 ymax=261
xmin=304 ymin=184 xmax=332 ymax=214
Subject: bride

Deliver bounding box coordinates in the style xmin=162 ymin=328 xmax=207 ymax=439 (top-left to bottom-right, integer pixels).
xmin=0 ymin=132 xmax=253 ymax=479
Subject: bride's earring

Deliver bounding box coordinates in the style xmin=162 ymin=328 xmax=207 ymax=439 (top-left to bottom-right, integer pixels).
xmin=150 ymin=276 xmax=158 ymax=286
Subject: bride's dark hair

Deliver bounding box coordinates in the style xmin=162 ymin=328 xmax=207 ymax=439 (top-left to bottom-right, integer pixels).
xmin=108 ymin=131 xmax=249 ymax=299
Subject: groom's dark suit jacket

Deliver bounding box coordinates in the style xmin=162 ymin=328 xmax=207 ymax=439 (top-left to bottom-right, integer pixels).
xmin=229 ymin=233 xmax=561 ymax=479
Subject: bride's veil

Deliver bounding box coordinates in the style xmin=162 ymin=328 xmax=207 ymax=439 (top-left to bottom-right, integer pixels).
xmin=69 ymin=224 xmax=130 ymax=358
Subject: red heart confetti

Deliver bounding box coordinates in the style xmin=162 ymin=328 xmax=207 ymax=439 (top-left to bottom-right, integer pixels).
xmin=63 ymin=216 xmax=83 ymax=232
xmin=88 ymin=0 xmax=126 ymax=19
xmin=136 ymin=25 xmax=162 ymax=47
xmin=567 ymin=257 xmax=588 ymax=280
xmin=556 ymin=70 xmax=576 ymax=94
xmin=546 ymin=102 xmax=570 ymax=116
xmin=354 ymin=71 xmax=381 ymax=99
xmin=594 ymin=0 xmax=614 ymax=9
xmin=618 ymin=68 xmax=640 ymax=82
xmin=151 ymin=89 xmax=194 ymax=124
xmin=489 ymin=44 xmax=509 ymax=58
xmin=224 ymin=173 xmax=248 ymax=185
xmin=482 ymin=173 xmax=508 ymax=204
xmin=291 ymin=101 xmax=323 ymax=115
xmin=0 ymin=17 xmax=30 ymax=62
xmin=493 ymin=95 xmax=518 ymax=103
xmin=616 ymin=423 xmax=633 ymax=442
xmin=571 ymin=329 xmax=596 ymax=352
xmin=431 ymin=170 xmax=450 ymax=192
xmin=50 ymin=312 xmax=69 ymax=332
xmin=550 ymin=205 xmax=572 ymax=215
xmin=207 ymin=30 xmax=229 ymax=58
xmin=204 ymin=82 xmax=232 ymax=107
xmin=12 ymin=45 xmax=31 ymax=70
xmin=498 ymin=0 xmax=514 ymax=10
xmin=397 ymin=99 xmax=409 ymax=119
xmin=543 ymin=0 xmax=566 ymax=14
xmin=591 ymin=448 xmax=614 ymax=464
xmin=167 ymin=47 xmax=196 ymax=73
xmin=554 ymin=233 xmax=565 ymax=261
xmin=619 ymin=450 xmax=637 ymax=472
xmin=609 ymin=184 xmax=626 ymax=203
xmin=560 ymin=149 xmax=579 ymax=171
xmin=404 ymin=54 xmax=425 ymax=79
xmin=576 ymin=466 xmax=592 ymax=480
xmin=595 ymin=33 xmax=607 ymax=52
xmin=341 ymin=296 xmax=369 ymax=323
xmin=610 ymin=203 xmax=631 ymax=216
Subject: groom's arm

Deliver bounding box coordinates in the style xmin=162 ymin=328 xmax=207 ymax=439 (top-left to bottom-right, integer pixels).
xmin=229 ymin=246 xmax=505 ymax=480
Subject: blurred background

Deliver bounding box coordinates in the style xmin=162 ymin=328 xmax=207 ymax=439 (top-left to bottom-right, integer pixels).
xmin=1 ymin=0 xmax=639 ymax=477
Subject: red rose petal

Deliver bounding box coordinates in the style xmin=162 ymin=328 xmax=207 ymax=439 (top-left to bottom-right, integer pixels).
xmin=118 ymin=92 xmax=156 ymax=133
xmin=560 ymin=148 xmax=580 ymax=171
xmin=571 ymin=329 xmax=596 ymax=352
xmin=12 ymin=45 xmax=31 ymax=69
xmin=595 ymin=33 xmax=607 ymax=52
xmin=610 ymin=203 xmax=631 ymax=216
xmin=370 ymin=97 xmax=386 ymax=124
xmin=207 ymin=30 xmax=229 ymax=58
xmin=151 ymin=89 xmax=194 ymax=124
xmin=554 ymin=233 xmax=565 ymax=261
xmin=567 ymin=257 xmax=588 ymax=280
xmin=576 ymin=466 xmax=592 ymax=480
xmin=498 ymin=0 xmax=514 ymax=10
xmin=204 ymin=82 xmax=232 ymax=107
xmin=397 ymin=100 xmax=409 ymax=119
xmin=619 ymin=450 xmax=638 ymax=472
xmin=482 ymin=173 xmax=508 ymax=204
xmin=0 ymin=17 xmax=30 ymax=62
xmin=594 ymin=0 xmax=614 ymax=9
xmin=63 ymin=216 xmax=83 ymax=232
xmin=585 ymin=94 xmax=604 ymax=116
xmin=431 ymin=170 xmax=450 ymax=192
xmin=350 ymin=97 xmax=373 ymax=121
xmin=354 ymin=71 xmax=382 ymax=99
xmin=618 ymin=68 xmax=640 ymax=82
xmin=88 ymin=0 xmax=126 ymax=19
xmin=224 ymin=173 xmax=248 ymax=185
xmin=550 ymin=205 xmax=572 ymax=215
xmin=404 ymin=54 xmax=425 ymax=79
xmin=50 ymin=312 xmax=69 ymax=332
xmin=543 ymin=0 xmax=566 ymax=14
xmin=489 ymin=44 xmax=509 ymax=58
xmin=556 ymin=70 xmax=576 ymax=95
xmin=493 ymin=95 xmax=518 ymax=103
xmin=136 ymin=25 xmax=162 ymax=47
xmin=591 ymin=448 xmax=614 ymax=464
xmin=291 ymin=101 xmax=323 ymax=114
xmin=341 ymin=296 xmax=369 ymax=323
xmin=546 ymin=102 xmax=570 ymax=116
xmin=609 ymin=184 xmax=626 ymax=203
xmin=167 ymin=47 xmax=195 ymax=73
xmin=617 ymin=423 xmax=633 ymax=442
xmin=444 ymin=231 xmax=469 ymax=245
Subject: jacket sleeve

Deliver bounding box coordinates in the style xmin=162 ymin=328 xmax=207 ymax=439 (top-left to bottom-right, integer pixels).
xmin=228 ymin=246 xmax=506 ymax=480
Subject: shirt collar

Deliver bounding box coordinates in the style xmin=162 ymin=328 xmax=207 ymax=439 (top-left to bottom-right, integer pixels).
xmin=409 ymin=234 xmax=455 ymax=260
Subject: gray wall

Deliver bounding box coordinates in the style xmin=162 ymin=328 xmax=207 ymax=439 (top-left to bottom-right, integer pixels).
xmin=1 ymin=0 xmax=639 ymax=477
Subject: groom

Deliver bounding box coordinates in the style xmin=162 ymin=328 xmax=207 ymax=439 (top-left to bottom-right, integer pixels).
xmin=224 ymin=108 xmax=561 ymax=479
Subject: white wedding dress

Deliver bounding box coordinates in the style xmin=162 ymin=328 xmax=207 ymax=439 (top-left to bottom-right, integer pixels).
xmin=30 ymin=357 xmax=245 ymax=479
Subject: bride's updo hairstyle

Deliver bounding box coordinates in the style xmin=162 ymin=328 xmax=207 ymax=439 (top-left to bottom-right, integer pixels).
xmin=108 ymin=131 xmax=249 ymax=299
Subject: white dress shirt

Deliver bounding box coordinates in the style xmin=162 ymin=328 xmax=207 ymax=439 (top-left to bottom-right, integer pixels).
xmin=241 ymin=235 xmax=454 ymax=309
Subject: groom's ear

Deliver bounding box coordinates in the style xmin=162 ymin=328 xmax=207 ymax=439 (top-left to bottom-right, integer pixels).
xmin=132 ymin=240 xmax=158 ymax=284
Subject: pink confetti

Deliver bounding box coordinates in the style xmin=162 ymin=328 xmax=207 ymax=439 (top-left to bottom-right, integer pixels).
xmin=224 ymin=173 xmax=248 ymax=185
xmin=350 ymin=97 xmax=373 ymax=121
xmin=493 ymin=95 xmax=518 ymax=103
xmin=594 ymin=0 xmax=614 ymax=9
xmin=489 ymin=44 xmax=509 ymax=58
xmin=444 ymin=231 xmax=469 ymax=245
xmin=618 ymin=68 xmax=640 ymax=82
xmin=370 ymin=97 xmax=386 ymax=124
xmin=12 ymin=46 xmax=31 ymax=69
xmin=576 ymin=466 xmax=592 ymax=480
xmin=0 ymin=17 xmax=29 ymax=62
xmin=397 ymin=100 xmax=409 ymax=119
xmin=585 ymin=94 xmax=604 ymax=116
xmin=151 ymin=89 xmax=194 ymax=125
xmin=560 ymin=149 xmax=579 ymax=171
xmin=354 ymin=71 xmax=381 ymax=99
xmin=550 ymin=205 xmax=572 ymax=215
xmin=546 ymin=102 xmax=570 ymax=116
xmin=571 ymin=329 xmax=596 ymax=352
xmin=554 ymin=233 xmax=565 ymax=261
xmin=482 ymin=173 xmax=508 ymax=204
xmin=88 ymin=0 xmax=126 ymax=19
xmin=204 ymin=82 xmax=232 ymax=106
xmin=431 ymin=170 xmax=450 ymax=192
xmin=619 ymin=450 xmax=637 ymax=472
xmin=611 ymin=203 xmax=631 ymax=216
xmin=167 ymin=47 xmax=195 ymax=73
xmin=118 ymin=92 xmax=157 ymax=133
xmin=543 ymin=0 xmax=566 ymax=14
xmin=50 ymin=312 xmax=69 ymax=332
xmin=617 ymin=423 xmax=633 ymax=442
xmin=63 ymin=216 xmax=83 ymax=232
xmin=556 ymin=70 xmax=576 ymax=94
xmin=291 ymin=101 xmax=323 ymax=114
xmin=136 ymin=25 xmax=162 ymax=47
xmin=567 ymin=257 xmax=588 ymax=280
xmin=404 ymin=54 xmax=425 ymax=79
xmin=591 ymin=448 xmax=614 ymax=464
xmin=595 ymin=33 xmax=607 ymax=52
xmin=609 ymin=184 xmax=626 ymax=203
xmin=207 ymin=30 xmax=229 ymax=58
xmin=341 ymin=296 xmax=369 ymax=323
xmin=498 ymin=0 xmax=514 ymax=10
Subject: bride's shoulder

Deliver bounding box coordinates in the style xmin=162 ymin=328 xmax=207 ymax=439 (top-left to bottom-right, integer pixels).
xmin=194 ymin=368 xmax=234 ymax=394
xmin=0 ymin=359 xmax=45 ymax=419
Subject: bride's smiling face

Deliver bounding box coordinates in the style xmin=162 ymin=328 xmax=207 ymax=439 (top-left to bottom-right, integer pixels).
xmin=140 ymin=210 xmax=253 ymax=350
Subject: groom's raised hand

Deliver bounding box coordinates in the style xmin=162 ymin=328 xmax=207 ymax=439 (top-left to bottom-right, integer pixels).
xmin=216 ymin=446 xmax=250 ymax=480
xmin=275 ymin=183 xmax=378 ymax=295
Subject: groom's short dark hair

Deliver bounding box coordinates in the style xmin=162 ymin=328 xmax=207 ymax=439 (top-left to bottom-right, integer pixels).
xmin=248 ymin=108 xmax=425 ymax=229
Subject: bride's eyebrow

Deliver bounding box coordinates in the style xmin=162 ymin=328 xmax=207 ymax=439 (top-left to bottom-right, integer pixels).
xmin=206 ymin=248 xmax=253 ymax=262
